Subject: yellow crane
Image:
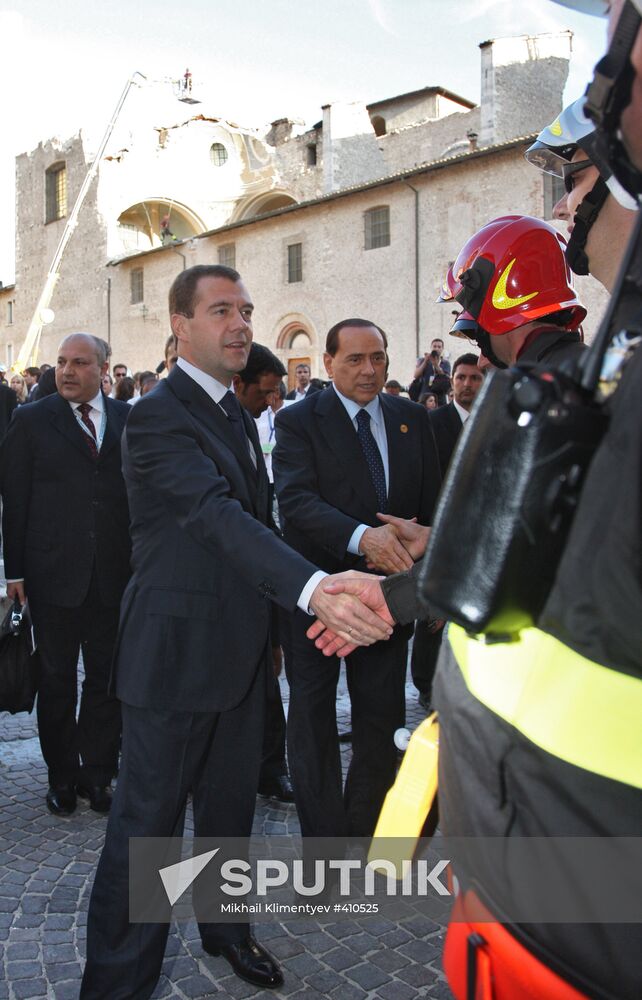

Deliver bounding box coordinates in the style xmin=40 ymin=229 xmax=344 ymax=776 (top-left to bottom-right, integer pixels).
xmin=15 ymin=71 xmax=147 ymax=370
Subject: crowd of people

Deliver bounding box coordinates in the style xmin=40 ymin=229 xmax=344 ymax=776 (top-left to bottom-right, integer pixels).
xmin=0 ymin=1 xmax=639 ymax=997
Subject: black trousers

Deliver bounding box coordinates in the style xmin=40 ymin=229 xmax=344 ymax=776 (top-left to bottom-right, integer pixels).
xmin=80 ymin=660 xmax=265 ymax=1000
xmin=286 ymin=609 xmax=408 ymax=838
xmin=30 ymin=577 xmax=121 ymax=786
xmin=259 ymin=672 xmax=288 ymax=782
xmin=410 ymin=620 xmax=444 ymax=704
xmin=259 ymin=605 xmax=292 ymax=783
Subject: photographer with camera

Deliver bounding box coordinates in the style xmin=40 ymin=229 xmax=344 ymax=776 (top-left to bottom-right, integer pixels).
xmin=409 ymin=338 xmax=452 ymax=405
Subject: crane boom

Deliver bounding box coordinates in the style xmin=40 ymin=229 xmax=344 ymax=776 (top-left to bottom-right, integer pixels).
xmin=15 ymin=71 xmax=146 ymax=369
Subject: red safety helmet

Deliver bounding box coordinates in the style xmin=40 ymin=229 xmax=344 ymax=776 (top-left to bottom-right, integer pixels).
xmin=439 ymin=215 xmax=586 ymax=339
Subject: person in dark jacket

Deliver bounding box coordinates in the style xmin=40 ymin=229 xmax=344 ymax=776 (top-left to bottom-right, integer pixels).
xmin=0 ymin=381 xmax=17 ymax=437
xmin=0 ymin=334 xmax=131 ymax=818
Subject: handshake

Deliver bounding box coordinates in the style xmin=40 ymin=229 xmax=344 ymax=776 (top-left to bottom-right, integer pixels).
xmin=307 ymin=514 xmax=431 ymax=659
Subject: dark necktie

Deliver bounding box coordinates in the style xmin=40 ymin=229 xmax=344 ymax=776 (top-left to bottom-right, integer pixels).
xmin=219 ymin=391 xmax=254 ymax=465
xmin=356 ymin=408 xmax=388 ymax=513
xmin=77 ymin=402 xmax=98 ymax=459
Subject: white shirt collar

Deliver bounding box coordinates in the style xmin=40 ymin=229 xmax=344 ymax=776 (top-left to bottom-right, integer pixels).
xmin=332 ymin=384 xmax=382 ymax=425
xmin=177 ymin=357 xmax=230 ymax=404
xmin=69 ymin=390 xmax=104 ymax=413
xmin=453 ymin=399 xmax=471 ymax=424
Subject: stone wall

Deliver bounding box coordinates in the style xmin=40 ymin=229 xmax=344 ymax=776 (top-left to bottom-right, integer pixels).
xmin=480 ymin=34 xmax=572 ymax=145
xmin=95 ymin=145 xmax=609 ymax=383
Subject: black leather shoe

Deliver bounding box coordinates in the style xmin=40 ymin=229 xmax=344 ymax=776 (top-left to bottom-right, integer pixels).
xmin=46 ymin=784 xmax=77 ymax=816
xmin=204 ymin=935 xmax=283 ymax=989
xmin=257 ymin=774 xmax=295 ymax=803
xmin=76 ymin=784 xmax=112 ymax=813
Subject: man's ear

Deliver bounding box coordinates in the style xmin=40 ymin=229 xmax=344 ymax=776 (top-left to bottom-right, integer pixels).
xmin=171 ymin=314 xmax=188 ymax=344
xmin=323 ymin=353 xmax=333 ymax=378
xmin=231 ymin=374 xmax=241 ymax=392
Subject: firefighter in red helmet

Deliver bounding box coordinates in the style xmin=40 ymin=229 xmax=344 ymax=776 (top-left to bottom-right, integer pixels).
xmin=440 ymin=214 xmax=587 ymax=371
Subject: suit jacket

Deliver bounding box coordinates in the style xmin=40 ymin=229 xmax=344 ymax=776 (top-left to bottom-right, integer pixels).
xmin=273 ymin=387 xmax=441 ymax=575
xmin=0 ymin=383 xmax=17 ymax=440
xmin=112 ymin=364 xmax=317 ymax=714
xmin=285 ymin=383 xmax=321 ymax=401
xmin=0 ymin=392 xmax=131 ymax=607
xmin=428 ymin=402 xmax=464 ymax=477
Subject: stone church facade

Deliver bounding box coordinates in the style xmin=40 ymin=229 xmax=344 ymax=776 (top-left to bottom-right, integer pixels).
xmin=0 ymin=31 xmax=609 ymax=385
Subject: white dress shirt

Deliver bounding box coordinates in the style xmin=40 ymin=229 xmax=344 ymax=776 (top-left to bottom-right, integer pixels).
xmin=70 ymin=390 xmax=105 ymax=448
xmin=254 ymin=406 xmax=276 ymax=484
xmin=453 ymin=399 xmax=471 ymax=424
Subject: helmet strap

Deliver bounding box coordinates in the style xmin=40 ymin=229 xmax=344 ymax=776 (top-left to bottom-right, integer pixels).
xmin=584 ymin=0 xmax=642 ymax=198
xmin=471 ymin=327 xmax=508 ymax=370
xmin=565 ymin=176 xmax=610 ymax=275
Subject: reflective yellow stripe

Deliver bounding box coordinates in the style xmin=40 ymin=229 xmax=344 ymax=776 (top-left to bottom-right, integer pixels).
xmin=449 ymin=625 xmax=642 ymax=790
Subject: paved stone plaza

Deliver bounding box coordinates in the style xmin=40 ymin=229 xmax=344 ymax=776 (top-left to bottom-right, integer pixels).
xmin=0 ymin=638 xmax=452 ymax=1000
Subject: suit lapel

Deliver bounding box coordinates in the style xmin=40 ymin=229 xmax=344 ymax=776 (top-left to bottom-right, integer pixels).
xmin=447 ymin=403 xmax=463 ymax=447
xmin=380 ymin=394 xmax=412 ymax=513
xmin=168 ymin=367 xmax=259 ymax=515
xmin=241 ymin=408 xmax=271 ymax=522
xmin=49 ymin=393 xmax=96 ymax=462
xmin=315 ymin=388 xmax=379 ymax=514
xmin=99 ymin=397 xmax=123 ymax=458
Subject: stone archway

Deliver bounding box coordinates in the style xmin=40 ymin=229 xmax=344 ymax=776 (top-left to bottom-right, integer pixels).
xmin=233 ymin=190 xmax=298 ymax=222
xmin=117 ymin=199 xmax=205 ymax=253
xmin=276 ymin=319 xmax=319 ymax=390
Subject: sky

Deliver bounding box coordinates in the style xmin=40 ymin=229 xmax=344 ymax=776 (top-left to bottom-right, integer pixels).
xmin=0 ymin=0 xmax=608 ymax=284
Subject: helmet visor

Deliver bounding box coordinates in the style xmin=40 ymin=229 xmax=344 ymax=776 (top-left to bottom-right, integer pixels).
xmin=525 ymin=140 xmax=577 ymax=176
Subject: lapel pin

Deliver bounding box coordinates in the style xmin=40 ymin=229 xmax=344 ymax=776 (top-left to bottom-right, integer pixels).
xmin=400 ymin=424 xmax=408 ymax=433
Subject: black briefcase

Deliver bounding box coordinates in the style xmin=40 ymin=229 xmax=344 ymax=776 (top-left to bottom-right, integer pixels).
xmin=418 ymin=365 xmax=608 ymax=636
xmin=0 ymin=598 xmax=39 ymax=714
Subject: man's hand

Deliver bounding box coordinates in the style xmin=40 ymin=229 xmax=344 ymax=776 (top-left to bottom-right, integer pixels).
xmin=376 ymin=514 xmax=430 ymax=561
xmin=7 ymin=581 xmax=26 ymax=605
xmin=309 ymin=571 xmax=393 ymax=649
xmin=307 ymin=574 xmax=396 ymax=657
xmin=413 ymin=354 xmax=430 ymax=379
xmin=358 ymin=524 xmax=414 ymax=575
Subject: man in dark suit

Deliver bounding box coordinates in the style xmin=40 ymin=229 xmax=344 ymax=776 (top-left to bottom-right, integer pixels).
xmin=284 ymin=362 xmax=321 ymax=401
xmin=273 ymin=318 xmax=441 ymax=838
xmin=23 ymin=366 xmax=42 ymax=402
xmin=409 ymin=352 xmax=484 ymax=710
xmin=428 ymin=352 xmax=484 ymax=477
xmin=80 ymin=267 xmax=393 ymax=998
xmin=0 ymin=334 xmax=131 ymax=816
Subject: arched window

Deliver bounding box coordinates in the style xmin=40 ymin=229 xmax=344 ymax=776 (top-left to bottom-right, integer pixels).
xmin=45 ymin=162 xmax=67 ymax=223
xmin=287 ymin=329 xmax=311 ymax=351
xmin=210 ymin=142 xmax=228 ymax=167
xmin=371 ymin=115 xmax=387 ymax=137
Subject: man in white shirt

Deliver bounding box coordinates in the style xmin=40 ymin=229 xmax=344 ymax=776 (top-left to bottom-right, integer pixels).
xmin=284 ymin=362 xmax=321 ymax=401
